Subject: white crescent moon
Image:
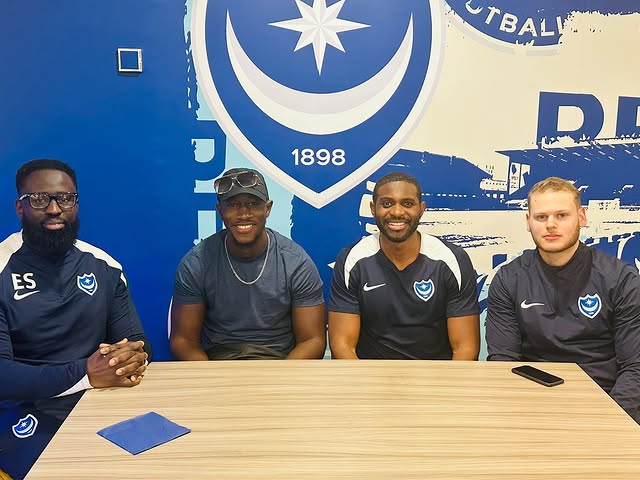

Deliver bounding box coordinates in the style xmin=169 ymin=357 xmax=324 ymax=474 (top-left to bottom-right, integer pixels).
xmin=191 ymin=0 xmax=445 ymax=207
xmin=225 ymin=11 xmax=414 ymax=135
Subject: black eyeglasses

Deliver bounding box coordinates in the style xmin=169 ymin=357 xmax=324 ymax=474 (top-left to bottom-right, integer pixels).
xmin=18 ymin=192 xmax=78 ymax=210
xmin=214 ymin=171 xmax=262 ymax=195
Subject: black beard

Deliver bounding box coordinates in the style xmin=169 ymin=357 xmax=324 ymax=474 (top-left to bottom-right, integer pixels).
xmin=22 ymin=216 xmax=80 ymax=258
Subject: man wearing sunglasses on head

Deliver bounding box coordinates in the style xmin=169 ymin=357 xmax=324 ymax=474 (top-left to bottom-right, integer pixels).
xmin=0 ymin=159 xmax=151 ymax=479
xmin=170 ymin=168 xmax=326 ymax=361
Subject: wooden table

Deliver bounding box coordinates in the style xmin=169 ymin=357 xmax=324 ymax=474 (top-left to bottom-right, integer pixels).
xmin=27 ymin=361 xmax=640 ymax=479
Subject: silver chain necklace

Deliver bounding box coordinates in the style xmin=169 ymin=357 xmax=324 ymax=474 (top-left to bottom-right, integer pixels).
xmin=224 ymin=232 xmax=270 ymax=285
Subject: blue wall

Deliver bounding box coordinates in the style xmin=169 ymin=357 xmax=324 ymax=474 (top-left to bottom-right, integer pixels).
xmin=2 ymin=1 xmax=640 ymax=360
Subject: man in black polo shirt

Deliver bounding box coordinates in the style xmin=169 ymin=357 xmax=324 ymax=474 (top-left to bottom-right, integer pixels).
xmin=486 ymin=176 xmax=640 ymax=423
xmin=328 ymin=172 xmax=480 ymax=360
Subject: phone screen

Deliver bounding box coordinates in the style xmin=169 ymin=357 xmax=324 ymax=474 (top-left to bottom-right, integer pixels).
xmin=511 ymin=365 xmax=564 ymax=387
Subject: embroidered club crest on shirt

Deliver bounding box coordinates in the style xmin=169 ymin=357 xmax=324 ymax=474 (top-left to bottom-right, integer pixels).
xmin=414 ymin=279 xmax=434 ymax=302
xmin=578 ymin=293 xmax=601 ymax=319
xmin=77 ymin=273 xmax=98 ymax=296
xmin=12 ymin=414 xmax=38 ymax=438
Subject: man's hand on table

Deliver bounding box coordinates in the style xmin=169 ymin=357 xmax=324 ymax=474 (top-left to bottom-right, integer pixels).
xmin=87 ymin=338 xmax=148 ymax=388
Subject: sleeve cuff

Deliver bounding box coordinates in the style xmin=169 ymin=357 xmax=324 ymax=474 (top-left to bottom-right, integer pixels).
xmin=53 ymin=374 xmax=94 ymax=397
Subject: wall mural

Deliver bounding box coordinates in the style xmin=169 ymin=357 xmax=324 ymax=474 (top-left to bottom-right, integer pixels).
xmin=0 ymin=1 xmax=638 ymax=359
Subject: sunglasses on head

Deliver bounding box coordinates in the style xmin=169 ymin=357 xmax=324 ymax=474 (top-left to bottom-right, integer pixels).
xmin=214 ymin=171 xmax=262 ymax=195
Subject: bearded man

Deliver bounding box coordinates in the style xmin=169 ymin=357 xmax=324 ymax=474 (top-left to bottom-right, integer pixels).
xmin=0 ymin=159 xmax=151 ymax=479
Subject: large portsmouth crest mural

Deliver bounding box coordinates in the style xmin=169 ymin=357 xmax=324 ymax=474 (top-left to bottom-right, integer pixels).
xmin=0 ymin=1 xmax=638 ymax=359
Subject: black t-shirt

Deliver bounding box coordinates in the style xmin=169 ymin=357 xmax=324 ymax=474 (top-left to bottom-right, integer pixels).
xmin=329 ymin=233 xmax=479 ymax=359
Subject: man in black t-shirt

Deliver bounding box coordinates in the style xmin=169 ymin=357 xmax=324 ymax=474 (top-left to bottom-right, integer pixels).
xmin=328 ymin=172 xmax=480 ymax=360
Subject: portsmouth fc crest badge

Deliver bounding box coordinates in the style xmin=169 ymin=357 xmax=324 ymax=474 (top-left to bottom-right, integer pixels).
xmin=578 ymin=293 xmax=601 ymax=319
xmin=414 ymin=279 xmax=435 ymax=302
xmin=12 ymin=414 xmax=38 ymax=438
xmin=191 ymin=0 xmax=443 ymax=207
xmin=77 ymin=273 xmax=98 ymax=296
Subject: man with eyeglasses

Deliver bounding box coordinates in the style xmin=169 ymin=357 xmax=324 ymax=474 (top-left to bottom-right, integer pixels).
xmin=0 ymin=159 xmax=151 ymax=479
xmin=170 ymin=167 xmax=326 ymax=361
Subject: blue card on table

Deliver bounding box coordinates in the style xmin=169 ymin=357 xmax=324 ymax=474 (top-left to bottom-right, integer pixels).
xmin=97 ymin=411 xmax=190 ymax=455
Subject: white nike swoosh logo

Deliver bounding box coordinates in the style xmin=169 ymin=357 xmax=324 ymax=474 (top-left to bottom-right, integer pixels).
xmin=363 ymin=283 xmax=386 ymax=292
xmin=14 ymin=290 xmax=40 ymax=301
xmin=520 ymin=300 xmax=544 ymax=309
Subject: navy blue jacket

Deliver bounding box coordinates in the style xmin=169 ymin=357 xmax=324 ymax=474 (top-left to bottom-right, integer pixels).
xmin=0 ymin=232 xmax=150 ymax=478
xmin=487 ymin=243 xmax=640 ymax=423
xmin=0 ymin=232 xmax=150 ymax=400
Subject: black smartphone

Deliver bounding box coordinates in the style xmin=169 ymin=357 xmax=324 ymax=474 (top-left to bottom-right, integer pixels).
xmin=511 ymin=365 xmax=564 ymax=387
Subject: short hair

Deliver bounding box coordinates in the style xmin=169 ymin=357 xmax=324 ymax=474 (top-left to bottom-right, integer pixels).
xmin=16 ymin=159 xmax=77 ymax=194
xmin=527 ymin=176 xmax=581 ymax=210
xmin=372 ymin=172 xmax=422 ymax=203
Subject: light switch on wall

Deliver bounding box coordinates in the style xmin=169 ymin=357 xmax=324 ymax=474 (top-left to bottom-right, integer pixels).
xmin=117 ymin=48 xmax=143 ymax=73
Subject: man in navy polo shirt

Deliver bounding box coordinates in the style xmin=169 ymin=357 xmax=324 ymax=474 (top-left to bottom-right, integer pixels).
xmin=0 ymin=159 xmax=151 ymax=479
xmin=328 ymin=172 xmax=480 ymax=360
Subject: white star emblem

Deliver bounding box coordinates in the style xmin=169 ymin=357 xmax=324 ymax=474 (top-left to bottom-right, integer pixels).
xmin=270 ymin=0 xmax=370 ymax=75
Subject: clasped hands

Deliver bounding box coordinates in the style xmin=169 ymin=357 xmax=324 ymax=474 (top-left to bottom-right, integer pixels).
xmin=87 ymin=338 xmax=148 ymax=388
